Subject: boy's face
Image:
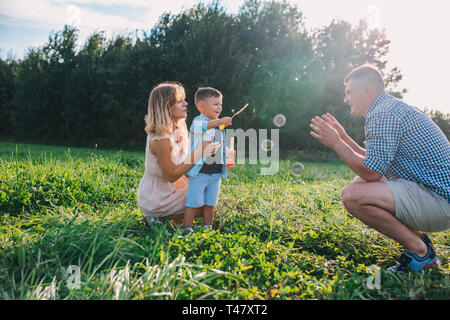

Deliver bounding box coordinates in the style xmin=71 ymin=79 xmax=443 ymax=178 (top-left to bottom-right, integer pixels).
xmin=198 ymin=95 xmax=222 ymax=120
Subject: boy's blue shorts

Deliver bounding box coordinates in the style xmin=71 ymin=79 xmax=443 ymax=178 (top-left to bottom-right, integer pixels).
xmin=185 ymin=173 xmax=222 ymax=208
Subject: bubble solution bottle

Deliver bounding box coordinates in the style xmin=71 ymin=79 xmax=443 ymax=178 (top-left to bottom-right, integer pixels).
xmin=226 ymin=137 xmax=235 ymax=169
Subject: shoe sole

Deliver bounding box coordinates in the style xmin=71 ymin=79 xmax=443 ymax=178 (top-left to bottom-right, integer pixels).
xmin=388 ymin=258 xmax=441 ymax=273
xmin=422 ymin=258 xmax=441 ymax=271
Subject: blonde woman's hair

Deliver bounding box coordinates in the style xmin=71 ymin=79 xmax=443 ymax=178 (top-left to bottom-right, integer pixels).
xmin=145 ymin=82 xmax=186 ymax=136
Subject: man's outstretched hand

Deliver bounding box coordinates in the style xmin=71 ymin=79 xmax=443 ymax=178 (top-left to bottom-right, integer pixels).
xmin=322 ymin=113 xmax=347 ymax=139
xmin=309 ymin=115 xmax=341 ymax=148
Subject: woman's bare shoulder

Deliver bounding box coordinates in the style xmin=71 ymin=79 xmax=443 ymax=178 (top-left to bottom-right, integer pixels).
xmin=150 ymin=136 xmax=172 ymax=157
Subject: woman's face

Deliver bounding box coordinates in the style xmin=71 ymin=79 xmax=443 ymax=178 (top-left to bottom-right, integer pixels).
xmin=170 ymin=92 xmax=188 ymax=121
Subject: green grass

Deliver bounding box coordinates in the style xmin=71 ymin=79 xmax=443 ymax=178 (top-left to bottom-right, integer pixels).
xmin=0 ymin=142 xmax=449 ymax=300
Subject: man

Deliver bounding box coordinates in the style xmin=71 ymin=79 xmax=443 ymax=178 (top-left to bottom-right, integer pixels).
xmin=310 ymin=64 xmax=450 ymax=272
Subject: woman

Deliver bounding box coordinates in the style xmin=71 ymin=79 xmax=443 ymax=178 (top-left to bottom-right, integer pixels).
xmin=137 ymin=82 xmax=219 ymax=224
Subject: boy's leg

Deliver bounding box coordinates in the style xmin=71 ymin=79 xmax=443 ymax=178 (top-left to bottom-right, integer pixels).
xmin=203 ymin=174 xmax=221 ymax=228
xmin=184 ymin=174 xmax=208 ymax=228
xmin=202 ymin=205 xmax=216 ymax=226
xmin=184 ymin=207 xmax=202 ymax=228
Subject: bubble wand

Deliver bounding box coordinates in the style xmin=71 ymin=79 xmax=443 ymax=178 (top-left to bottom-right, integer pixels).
xmin=219 ymin=103 xmax=249 ymax=130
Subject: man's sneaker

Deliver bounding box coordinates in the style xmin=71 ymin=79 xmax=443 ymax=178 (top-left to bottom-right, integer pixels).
xmin=420 ymin=233 xmax=441 ymax=270
xmin=388 ymin=243 xmax=441 ymax=273
xmin=421 ymin=233 xmax=434 ymax=250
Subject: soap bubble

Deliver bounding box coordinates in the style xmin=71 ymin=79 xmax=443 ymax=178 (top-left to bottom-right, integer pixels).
xmin=273 ymin=114 xmax=286 ymax=127
xmin=261 ymin=139 xmax=274 ymax=152
xmin=290 ymin=162 xmax=304 ymax=177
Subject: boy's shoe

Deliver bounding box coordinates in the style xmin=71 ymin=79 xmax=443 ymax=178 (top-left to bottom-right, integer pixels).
xmin=388 ymin=241 xmax=441 ymax=273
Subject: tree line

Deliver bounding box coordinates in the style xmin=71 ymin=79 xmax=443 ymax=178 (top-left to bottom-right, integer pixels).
xmin=0 ymin=0 xmax=448 ymax=152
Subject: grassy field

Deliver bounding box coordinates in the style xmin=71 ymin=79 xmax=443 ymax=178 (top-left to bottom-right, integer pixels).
xmin=0 ymin=142 xmax=449 ymax=300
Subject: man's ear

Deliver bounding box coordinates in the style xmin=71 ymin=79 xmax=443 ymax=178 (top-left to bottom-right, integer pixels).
xmin=364 ymin=84 xmax=374 ymax=98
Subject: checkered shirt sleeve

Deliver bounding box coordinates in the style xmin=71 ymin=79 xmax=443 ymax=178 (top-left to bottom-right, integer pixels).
xmin=363 ymin=92 xmax=450 ymax=203
xmin=364 ymin=111 xmax=404 ymax=175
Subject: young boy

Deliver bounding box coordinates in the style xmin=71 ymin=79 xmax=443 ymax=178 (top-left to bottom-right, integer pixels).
xmin=184 ymin=87 xmax=232 ymax=232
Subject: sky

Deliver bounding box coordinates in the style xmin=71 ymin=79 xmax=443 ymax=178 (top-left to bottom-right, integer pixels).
xmin=1 ymin=0 xmax=449 ymax=114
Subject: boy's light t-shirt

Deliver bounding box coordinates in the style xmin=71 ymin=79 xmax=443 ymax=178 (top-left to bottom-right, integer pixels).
xmin=185 ymin=114 xmax=227 ymax=178
xmin=199 ymin=128 xmax=224 ymax=174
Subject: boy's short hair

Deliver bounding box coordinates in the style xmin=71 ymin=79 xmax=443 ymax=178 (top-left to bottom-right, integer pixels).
xmin=194 ymin=87 xmax=222 ymax=104
xmin=344 ymin=64 xmax=385 ymax=91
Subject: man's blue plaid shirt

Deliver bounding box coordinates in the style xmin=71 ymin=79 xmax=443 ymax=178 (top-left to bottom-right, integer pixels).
xmin=364 ymin=92 xmax=450 ymax=203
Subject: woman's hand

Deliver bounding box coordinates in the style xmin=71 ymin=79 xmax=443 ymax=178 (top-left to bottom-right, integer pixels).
xmin=225 ymin=147 xmax=236 ymax=169
xmin=201 ymin=140 xmax=220 ymax=157
xmin=226 ymin=147 xmax=236 ymax=160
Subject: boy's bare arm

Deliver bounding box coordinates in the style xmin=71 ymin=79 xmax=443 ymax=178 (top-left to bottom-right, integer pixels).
xmin=208 ymin=117 xmax=232 ymax=129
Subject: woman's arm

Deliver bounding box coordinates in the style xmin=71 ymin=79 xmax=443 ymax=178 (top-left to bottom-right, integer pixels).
xmin=151 ymin=138 xmax=218 ymax=183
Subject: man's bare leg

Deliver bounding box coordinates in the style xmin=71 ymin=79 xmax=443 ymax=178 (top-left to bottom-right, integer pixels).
xmin=341 ymin=177 xmax=427 ymax=256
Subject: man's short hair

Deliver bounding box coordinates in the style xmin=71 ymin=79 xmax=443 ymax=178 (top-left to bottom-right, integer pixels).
xmin=194 ymin=87 xmax=222 ymax=104
xmin=344 ymin=64 xmax=385 ymax=91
